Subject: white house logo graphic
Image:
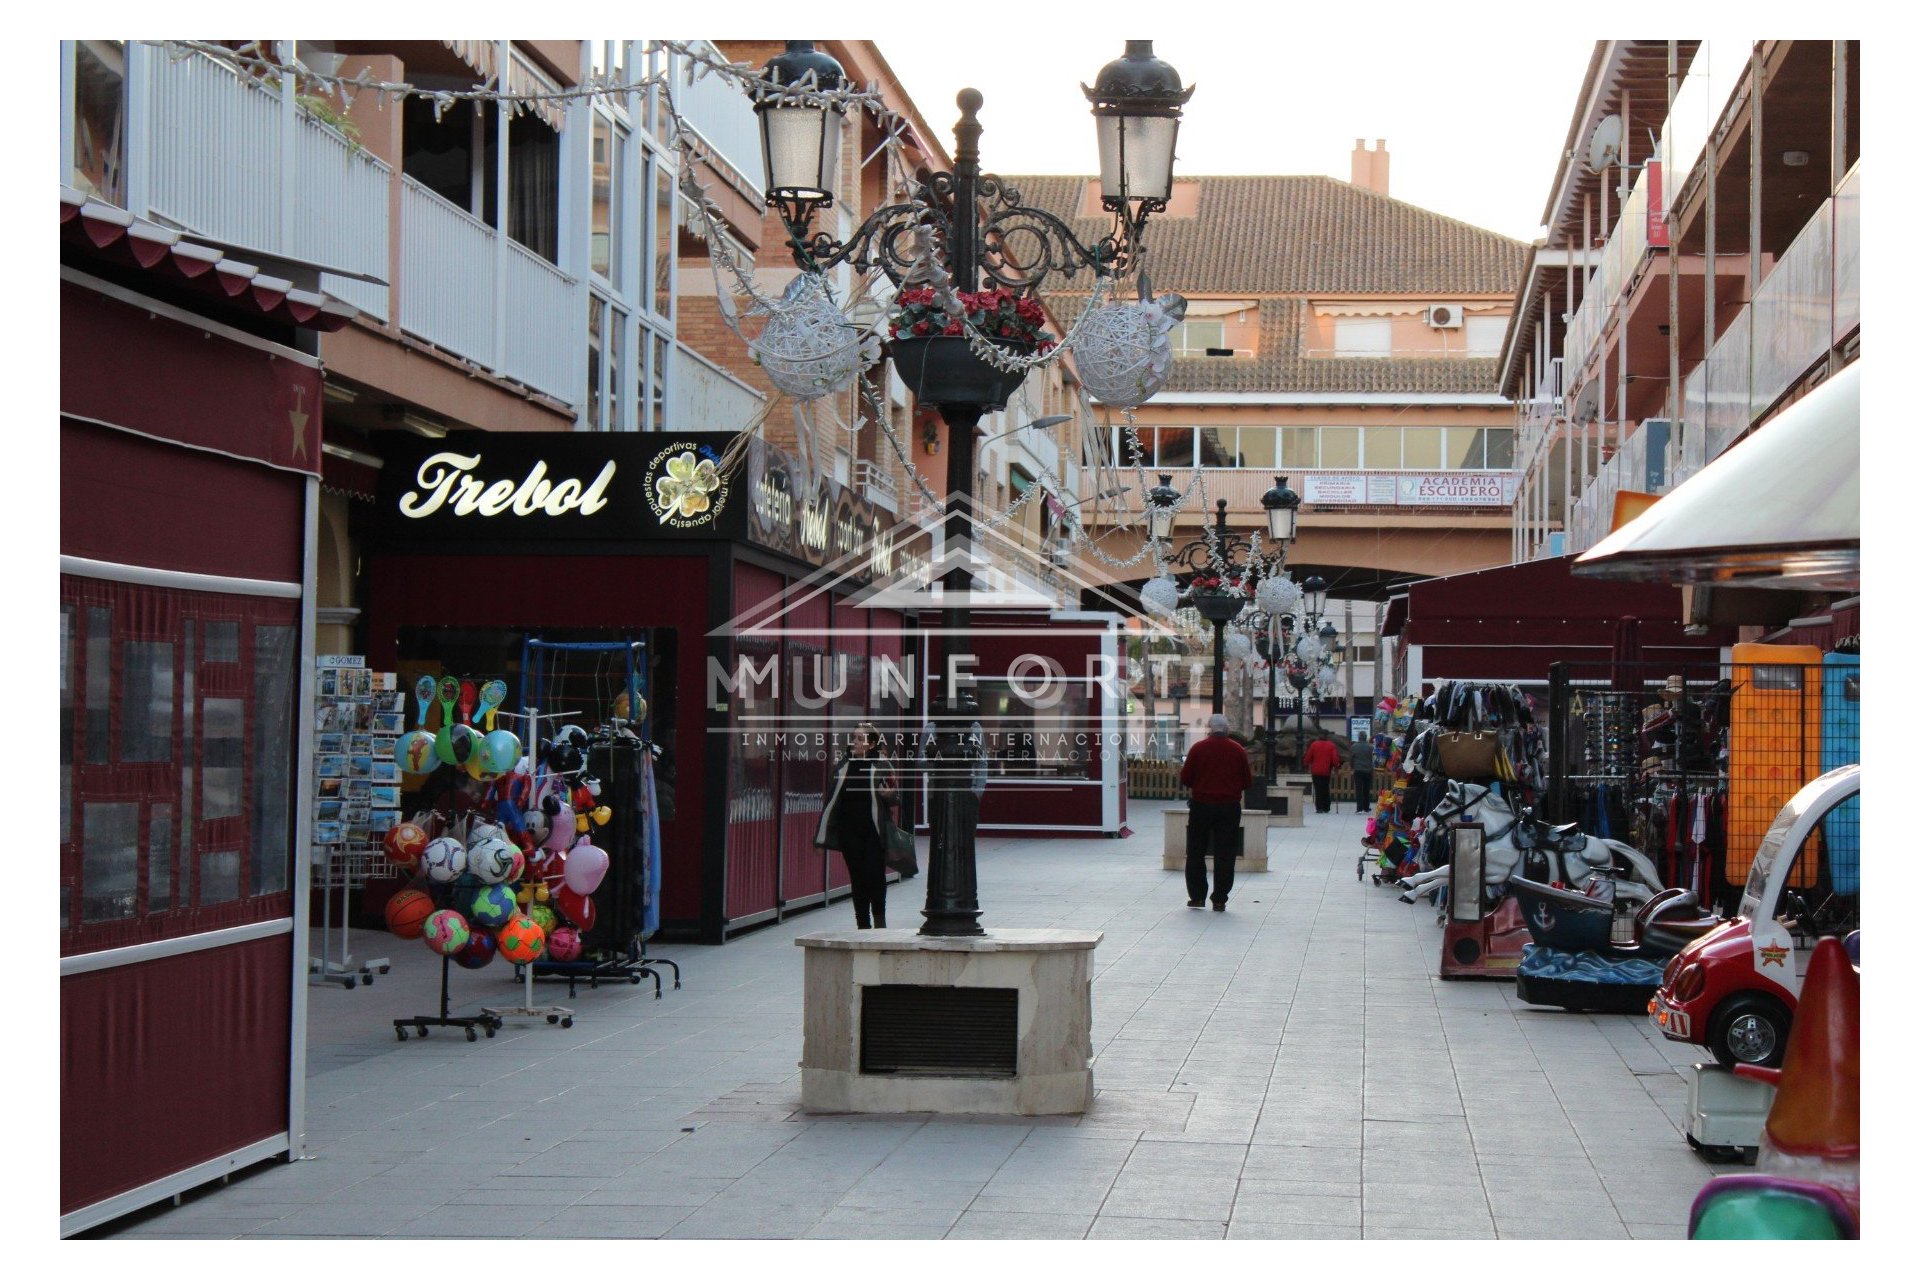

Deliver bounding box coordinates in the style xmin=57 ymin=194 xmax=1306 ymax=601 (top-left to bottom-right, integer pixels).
xmin=707 ymin=492 xmax=1178 ymax=787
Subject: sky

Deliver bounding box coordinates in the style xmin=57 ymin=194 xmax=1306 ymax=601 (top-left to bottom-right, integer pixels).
xmin=874 ymin=16 xmax=1757 ymax=246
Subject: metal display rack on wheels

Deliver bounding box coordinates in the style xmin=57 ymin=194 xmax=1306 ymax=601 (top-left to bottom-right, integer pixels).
xmin=518 ymin=637 xmax=682 ymax=1002
xmin=311 ymin=845 xmax=392 ymax=990
xmin=395 ymin=952 xmax=505 ymax=1042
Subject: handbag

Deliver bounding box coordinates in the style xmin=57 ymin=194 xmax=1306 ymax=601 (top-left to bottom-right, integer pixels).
xmin=1434 ymin=730 xmax=1499 ymax=779
xmin=883 ymin=812 xmax=918 ymax=877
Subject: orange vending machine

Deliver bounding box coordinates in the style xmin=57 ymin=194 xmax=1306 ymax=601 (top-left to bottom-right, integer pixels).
xmin=1726 ymin=643 xmax=1823 ymax=891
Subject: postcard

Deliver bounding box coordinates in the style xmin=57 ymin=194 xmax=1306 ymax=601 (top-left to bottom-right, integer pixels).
xmin=317 ymin=755 xmax=346 ymax=779
xmin=348 ymin=755 xmax=373 ymax=777
xmin=371 ymin=785 xmax=402 ymax=808
xmin=372 ymin=712 xmax=404 ymax=735
xmin=317 ymin=670 xmax=339 ymax=698
xmin=370 ymin=760 xmax=401 ymax=784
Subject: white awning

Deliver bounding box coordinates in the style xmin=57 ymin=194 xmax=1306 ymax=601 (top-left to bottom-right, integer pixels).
xmin=1575 ymin=362 xmax=1859 ymax=591
xmin=1313 ymin=301 xmax=1507 ymax=317
xmin=1181 ymin=300 xmax=1258 ymax=317
xmin=440 ymin=41 xmax=567 ymax=131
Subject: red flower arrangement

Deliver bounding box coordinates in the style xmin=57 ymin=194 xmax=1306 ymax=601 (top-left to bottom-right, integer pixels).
xmin=1187 ymin=573 xmax=1244 ymax=596
xmin=889 ymin=286 xmax=1056 ymax=351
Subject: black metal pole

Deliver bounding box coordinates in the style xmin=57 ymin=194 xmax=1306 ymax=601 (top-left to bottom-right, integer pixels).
xmin=1266 ymin=636 xmax=1279 ymax=785
xmin=920 ymin=89 xmax=988 ymax=939
xmin=1211 ymin=620 xmax=1226 ymax=716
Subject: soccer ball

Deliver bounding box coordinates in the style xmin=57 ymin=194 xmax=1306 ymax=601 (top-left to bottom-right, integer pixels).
xmin=421 ymin=909 xmax=471 ymax=956
xmin=546 ymin=926 xmax=583 ymax=963
xmin=420 ymin=837 xmax=468 ymax=884
xmin=466 ymin=884 xmax=517 ymax=930
xmin=496 ymin=914 xmax=546 ymax=965
xmin=467 ymin=838 xmax=519 ymax=885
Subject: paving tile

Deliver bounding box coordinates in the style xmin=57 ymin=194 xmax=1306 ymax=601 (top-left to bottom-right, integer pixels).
xmin=804 ymin=1206 xmax=964 ymax=1239
xmin=1087 ymin=1215 xmax=1229 ymax=1239
xmin=527 ymin=1204 xmax=698 ymax=1238
xmin=1228 ymin=1221 xmax=1362 ymax=1240
xmin=1231 ymin=1189 xmax=1362 ymax=1227
xmin=1100 ymin=1172 xmax=1239 ymax=1221
xmin=945 ymin=1211 xmax=1093 ymax=1239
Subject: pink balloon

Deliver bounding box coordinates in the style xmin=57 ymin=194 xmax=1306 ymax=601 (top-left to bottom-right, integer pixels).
xmin=540 ymin=802 xmax=576 ymax=852
xmin=563 ymin=841 xmax=609 ymax=894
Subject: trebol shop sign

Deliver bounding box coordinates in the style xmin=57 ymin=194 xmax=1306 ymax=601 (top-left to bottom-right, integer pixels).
xmin=379 ymin=432 xmax=917 ymax=577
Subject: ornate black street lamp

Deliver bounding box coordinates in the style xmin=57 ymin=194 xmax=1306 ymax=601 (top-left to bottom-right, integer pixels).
xmin=755 ymin=41 xmax=1189 ymax=938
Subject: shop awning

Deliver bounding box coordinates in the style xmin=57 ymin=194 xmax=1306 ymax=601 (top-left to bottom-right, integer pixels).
xmin=1575 ymin=362 xmax=1859 ymax=592
xmin=61 ymin=188 xmax=360 ymax=332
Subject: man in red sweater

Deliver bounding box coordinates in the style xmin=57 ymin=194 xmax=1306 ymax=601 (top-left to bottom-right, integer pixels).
xmin=1303 ymin=735 xmax=1342 ymax=814
xmin=1178 ymin=713 xmax=1253 ymax=911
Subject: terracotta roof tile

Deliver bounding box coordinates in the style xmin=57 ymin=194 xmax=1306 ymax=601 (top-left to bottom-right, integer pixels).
xmin=1009 ymin=175 xmax=1525 ymax=396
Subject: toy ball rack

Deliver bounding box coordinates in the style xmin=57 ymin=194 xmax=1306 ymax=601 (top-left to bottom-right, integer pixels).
xmin=394 ymin=952 xmax=505 ymax=1043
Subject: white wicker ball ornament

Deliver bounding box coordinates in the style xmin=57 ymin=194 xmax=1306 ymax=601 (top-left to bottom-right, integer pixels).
xmin=1255 ymin=573 xmax=1301 ymax=616
xmin=1224 ymin=633 xmax=1252 ymax=662
xmin=1072 ymin=294 xmax=1185 ymax=408
xmin=752 ymin=276 xmax=873 ymax=401
xmin=1140 ymin=575 xmax=1181 ymax=617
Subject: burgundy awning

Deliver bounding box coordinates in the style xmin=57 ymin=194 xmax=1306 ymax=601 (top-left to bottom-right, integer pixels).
xmin=61 ymin=188 xmax=359 ymax=333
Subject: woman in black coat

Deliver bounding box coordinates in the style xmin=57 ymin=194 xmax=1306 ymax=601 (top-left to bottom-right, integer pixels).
xmin=815 ymin=723 xmax=897 ymax=929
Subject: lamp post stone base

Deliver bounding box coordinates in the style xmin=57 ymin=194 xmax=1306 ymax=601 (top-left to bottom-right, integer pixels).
xmin=796 ymin=929 xmax=1100 ymax=1116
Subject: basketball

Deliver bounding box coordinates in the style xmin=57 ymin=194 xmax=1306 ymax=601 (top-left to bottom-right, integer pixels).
xmin=384 ymin=888 xmax=435 ymax=939
xmin=497 ymin=914 xmax=546 ymax=964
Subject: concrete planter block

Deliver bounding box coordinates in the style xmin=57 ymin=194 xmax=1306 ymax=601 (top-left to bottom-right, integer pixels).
xmin=1161 ymin=811 xmax=1269 ymax=872
xmin=796 ymin=929 xmax=1102 ymax=1116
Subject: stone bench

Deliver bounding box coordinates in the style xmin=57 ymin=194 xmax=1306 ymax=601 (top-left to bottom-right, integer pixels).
xmin=1265 ymin=783 xmax=1309 ymax=826
xmin=1162 ymin=810 xmax=1269 ymax=872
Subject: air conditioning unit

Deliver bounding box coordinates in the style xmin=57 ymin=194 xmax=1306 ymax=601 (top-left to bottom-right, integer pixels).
xmin=1425 ymin=304 xmax=1463 ymax=329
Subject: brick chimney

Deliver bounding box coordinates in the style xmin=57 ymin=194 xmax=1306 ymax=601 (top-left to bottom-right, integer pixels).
xmin=1350 ymin=138 xmax=1390 ymax=196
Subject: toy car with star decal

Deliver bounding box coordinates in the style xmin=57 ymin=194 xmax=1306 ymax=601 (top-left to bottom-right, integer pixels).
xmin=1650 ymin=765 xmax=1859 ymax=1068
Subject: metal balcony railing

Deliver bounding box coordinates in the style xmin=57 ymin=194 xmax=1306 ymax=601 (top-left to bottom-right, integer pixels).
xmin=669 ymin=341 xmax=767 ymax=430
xmin=852 ymin=458 xmax=898 ymax=511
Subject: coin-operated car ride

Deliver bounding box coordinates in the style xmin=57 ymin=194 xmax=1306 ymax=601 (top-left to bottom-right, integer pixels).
xmin=1651 ymin=765 xmax=1860 ymax=1068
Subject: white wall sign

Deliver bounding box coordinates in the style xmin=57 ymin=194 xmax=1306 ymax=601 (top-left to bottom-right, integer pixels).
xmin=1303 ymin=472 xmax=1514 ymax=506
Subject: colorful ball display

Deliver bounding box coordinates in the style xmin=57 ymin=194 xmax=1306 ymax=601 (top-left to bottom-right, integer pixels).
xmin=384 ymin=821 xmax=430 ymax=870
xmin=546 ymin=927 xmax=583 ymax=963
xmin=453 ymin=932 xmax=497 ymax=970
xmin=437 ymin=722 xmax=481 ymax=768
xmin=467 ymin=883 xmax=517 ymax=929
xmin=420 ymin=837 xmax=467 ymax=884
xmin=528 ymin=903 xmax=559 ymax=937
xmin=397 ymin=730 xmax=439 ymax=775
xmin=422 ymin=909 xmax=471 ymax=956
xmin=384 ymin=888 xmax=435 ymax=939
xmin=467 ymin=838 xmax=519 ymax=885
xmin=497 ymin=914 xmax=546 ymax=964
xmin=480 ymin=729 xmax=523 ymax=776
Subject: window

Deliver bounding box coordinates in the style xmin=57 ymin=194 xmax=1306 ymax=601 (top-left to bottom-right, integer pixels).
xmin=1486 ymin=429 xmax=1516 ymax=469
xmin=1362 ymin=427 xmax=1400 ymax=470
xmin=1402 ymin=428 xmax=1444 ymax=469
xmin=608 ymin=314 xmax=625 ymax=431
xmin=590 ymin=115 xmax=625 ymax=281
xmin=1465 ymin=315 xmax=1508 ymax=356
xmin=1333 ymin=316 xmax=1392 ymax=358
xmin=62 ymin=577 xmax=301 ymax=956
xmin=1151 ymin=428 xmax=1194 ymax=468
xmin=1171 ymin=320 xmax=1225 ymax=357
xmin=1236 ymin=427 xmax=1277 ymax=469
xmin=1446 ymin=429 xmax=1487 ymax=470
xmin=402 ymin=78 xmax=562 ymax=264
xmin=1281 ymin=428 xmax=1318 ymax=468
xmin=1197 ymin=428 xmax=1235 ymax=468
xmin=653 ymin=334 xmax=671 ymax=431
xmin=508 ymin=112 xmax=562 ymax=263
xmin=71 ymin=41 xmax=127 ymax=205
xmin=587 ymin=296 xmax=605 ymax=430
xmin=1320 ymin=428 xmax=1359 ymax=468
xmin=649 ymin=151 xmax=676 ymax=320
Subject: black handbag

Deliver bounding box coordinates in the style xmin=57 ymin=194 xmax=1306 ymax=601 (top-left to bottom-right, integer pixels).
xmin=883 ymin=813 xmax=918 ymax=877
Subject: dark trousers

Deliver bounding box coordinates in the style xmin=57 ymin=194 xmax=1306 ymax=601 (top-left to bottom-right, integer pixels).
xmin=1353 ymin=773 xmax=1373 ymax=813
xmin=1311 ymin=774 xmax=1333 ymax=813
xmin=840 ymin=831 xmax=888 ymax=928
xmin=1186 ymin=801 xmax=1240 ymax=905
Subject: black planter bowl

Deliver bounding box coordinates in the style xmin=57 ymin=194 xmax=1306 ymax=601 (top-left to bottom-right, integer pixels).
xmin=1191 ymin=592 xmax=1246 ymax=624
xmin=888 ymin=335 xmax=1032 ymax=411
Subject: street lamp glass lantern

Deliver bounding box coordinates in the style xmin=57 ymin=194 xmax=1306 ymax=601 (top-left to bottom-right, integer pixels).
xmin=1303 ymin=574 xmax=1328 ymax=617
xmin=1146 ymin=473 xmax=1180 ymax=541
xmin=1084 ymin=41 xmax=1194 ymax=208
xmin=1261 ymin=475 xmax=1301 ymax=544
xmin=755 ymin=42 xmax=847 ymax=212
xmin=1318 ymin=620 xmax=1339 ymax=643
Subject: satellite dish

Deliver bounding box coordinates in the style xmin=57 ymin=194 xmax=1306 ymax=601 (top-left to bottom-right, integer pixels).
xmin=1585 ymin=114 xmax=1624 ymax=173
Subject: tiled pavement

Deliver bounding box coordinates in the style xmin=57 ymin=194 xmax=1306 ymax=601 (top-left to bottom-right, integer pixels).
xmin=102 ymin=803 xmax=1723 ymax=1240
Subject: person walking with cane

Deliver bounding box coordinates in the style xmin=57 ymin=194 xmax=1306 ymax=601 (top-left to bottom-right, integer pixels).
xmin=816 ymin=723 xmax=897 ymax=929
xmin=1179 ymin=713 xmax=1253 ymax=912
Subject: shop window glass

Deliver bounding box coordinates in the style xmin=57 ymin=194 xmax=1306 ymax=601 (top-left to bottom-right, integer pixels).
xmin=975 ymin=680 xmax=1097 ymax=780
xmin=202 ymin=697 xmax=246 ymax=820
xmin=61 ymin=604 xmax=74 ymax=844
xmin=1403 ymin=428 xmax=1444 ymax=469
xmin=1447 ymin=429 xmax=1486 ymax=469
xmin=82 ymin=801 xmax=139 ymax=922
xmin=180 ymin=621 xmax=195 ymax=903
xmin=1486 ymin=429 xmax=1516 ymax=469
xmin=122 ymin=640 xmax=174 ymax=763
xmin=201 ymin=850 xmax=241 ymax=905
xmin=1236 ymin=427 xmax=1277 ymax=469
xmin=149 ymin=806 xmax=173 ymax=911
xmin=72 ymin=41 xmax=127 ymax=205
xmin=1320 ymin=427 xmax=1359 ymax=469
xmin=1281 ymin=428 xmax=1317 ymax=468
xmin=1197 ymin=428 xmax=1234 ymax=468
xmin=205 ymin=621 xmax=240 ymax=664
xmin=86 ymin=605 xmax=112 ymax=763
xmin=251 ymin=625 xmax=297 ymax=896
xmin=1363 ymin=427 xmax=1401 ymax=470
